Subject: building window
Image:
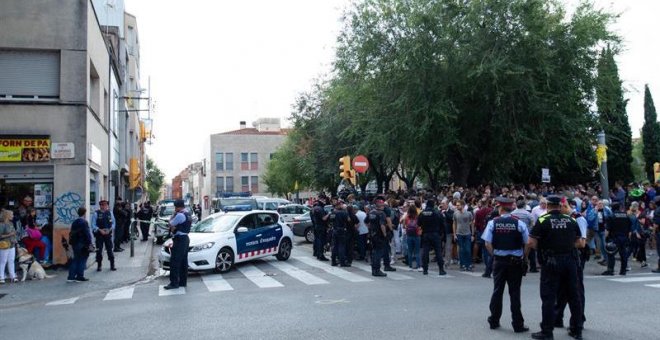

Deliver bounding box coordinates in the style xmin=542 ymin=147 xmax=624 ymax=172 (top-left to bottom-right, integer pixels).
xmin=225 ymin=153 xmax=233 ymax=171
xmin=241 ymin=153 xmax=249 ymax=171
xmin=251 ymin=176 xmax=259 ymax=193
xmin=0 ymin=50 xmax=60 ymax=100
xmin=241 ymin=176 xmax=249 ymax=192
xmin=216 ymin=176 xmax=225 ymax=195
xmin=215 ymin=152 xmax=224 ymax=171
xmin=226 ymin=176 xmax=234 ymax=192
xmin=250 ymin=153 xmax=258 ymax=170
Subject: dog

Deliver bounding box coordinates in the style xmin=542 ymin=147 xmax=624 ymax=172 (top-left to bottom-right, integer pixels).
xmin=16 ymin=247 xmax=56 ymax=281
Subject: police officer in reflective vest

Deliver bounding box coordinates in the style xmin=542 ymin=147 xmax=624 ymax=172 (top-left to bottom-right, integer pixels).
xmin=482 ymin=197 xmax=529 ymax=333
xmin=529 ymin=195 xmax=585 ymax=340
xmin=164 ymin=199 xmax=192 ymax=290
xmin=92 ymin=199 xmax=116 ymax=272
xmin=369 ymin=199 xmax=389 ymax=277
xmin=418 ymin=199 xmax=447 ymax=275
xmin=311 ymin=198 xmax=330 ymax=261
xmin=601 ymin=202 xmax=632 ymax=276
xmin=330 ymin=201 xmax=350 ymax=267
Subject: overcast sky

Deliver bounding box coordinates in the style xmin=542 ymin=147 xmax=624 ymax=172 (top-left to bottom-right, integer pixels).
xmin=124 ymin=0 xmax=659 ymax=180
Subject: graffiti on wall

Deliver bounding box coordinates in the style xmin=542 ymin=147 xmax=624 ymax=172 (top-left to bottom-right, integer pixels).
xmin=54 ymin=192 xmax=84 ymax=224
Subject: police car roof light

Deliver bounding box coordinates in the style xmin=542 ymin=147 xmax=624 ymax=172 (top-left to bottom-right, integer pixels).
xmin=223 ymin=205 xmax=253 ymax=212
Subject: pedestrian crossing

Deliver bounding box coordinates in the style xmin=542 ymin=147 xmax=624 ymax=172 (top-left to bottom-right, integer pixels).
xmin=584 ymin=272 xmax=660 ymax=290
xmin=45 ymin=255 xmax=459 ymax=306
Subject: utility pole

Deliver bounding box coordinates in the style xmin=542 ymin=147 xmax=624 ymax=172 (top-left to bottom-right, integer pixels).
xmin=597 ymin=131 xmax=609 ymax=199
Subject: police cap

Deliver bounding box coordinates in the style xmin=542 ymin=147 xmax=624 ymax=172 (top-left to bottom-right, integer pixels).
xmin=174 ymin=199 xmax=185 ymax=208
xmin=494 ymin=197 xmax=514 ymax=208
xmin=546 ymin=195 xmax=562 ymax=206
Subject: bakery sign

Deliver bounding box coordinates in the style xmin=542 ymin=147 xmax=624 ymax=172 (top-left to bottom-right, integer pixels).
xmin=0 ymin=136 xmax=51 ymax=162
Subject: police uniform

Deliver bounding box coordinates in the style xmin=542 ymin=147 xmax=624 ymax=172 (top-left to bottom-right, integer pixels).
xmin=530 ymin=196 xmax=583 ymax=340
xmin=164 ymin=200 xmax=192 ymax=290
xmin=330 ymin=205 xmax=350 ymax=267
xmin=311 ymin=202 xmax=329 ymax=261
xmin=555 ymin=205 xmax=588 ymax=328
xmin=417 ymin=200 xmax=446 ymax=275
xmin=368 ymin=203 xmax=388 ymax=277
xmin=602 ymin=203 xmax=632 ymax=276
xmin=92 ymin=201 xmax=116 ymax=271
xmin=482 ymin=198 xmax=529 ymax=332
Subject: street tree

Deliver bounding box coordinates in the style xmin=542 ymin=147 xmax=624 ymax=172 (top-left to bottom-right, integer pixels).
xmin=145 ymin=157 xmax=165 ymax=203
xmin=642 ymin=84 xmax=660 ymax=182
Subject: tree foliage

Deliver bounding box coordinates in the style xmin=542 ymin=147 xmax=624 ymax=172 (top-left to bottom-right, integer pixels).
xmin=271 ymin=0 xmax=621 ymax=192
xmin=642 ymin=85 xmax=660 ymax=182
xmin=596 ymin=45 xmax=633 ymax=184
xmin=145 ymin=157 xmax=165 ymax=202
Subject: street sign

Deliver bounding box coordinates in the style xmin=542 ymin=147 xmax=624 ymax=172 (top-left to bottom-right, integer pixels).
xmin=352 ymin=155 xmax=369 ymax=174
xmin=541 ymin=168 xmax=551 ymax=183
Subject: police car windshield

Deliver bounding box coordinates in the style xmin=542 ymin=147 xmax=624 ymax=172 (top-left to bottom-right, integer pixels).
xmin=159 ymin=205 xmax=174 ymax=217
xmin=191 ymin=215 xmax=241 ymax=233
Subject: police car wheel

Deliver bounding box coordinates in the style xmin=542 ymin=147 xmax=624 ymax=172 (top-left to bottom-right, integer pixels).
xmin=214 ymin=248 xmax=234 ymax=273
xmin=304 ymin=228 xmax=314 ymax=243
xmin=276 ymin=238 xmax=292 ymax=261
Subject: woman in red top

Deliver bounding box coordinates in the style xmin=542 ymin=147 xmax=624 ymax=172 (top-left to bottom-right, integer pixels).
xmin=22 ymin=208 xmax=46 ymax=262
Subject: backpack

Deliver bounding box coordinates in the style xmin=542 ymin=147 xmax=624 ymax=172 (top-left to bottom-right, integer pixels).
xmin=405 ymin=217 xmax=418 ymax=236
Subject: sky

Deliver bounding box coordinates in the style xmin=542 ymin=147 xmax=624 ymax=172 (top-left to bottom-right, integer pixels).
xmin=123 ymin=0 xmax=660 ymax=180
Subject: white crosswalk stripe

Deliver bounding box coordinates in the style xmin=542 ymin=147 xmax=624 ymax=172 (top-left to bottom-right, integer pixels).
xmin=46 ymin=297 xmax=80 ymax=306
xmin=351 ymin=262 xmax=413 ymax=280
xmin=295 ymin=256 xmax=373 ymax=283
xmin=159 ymin=285 xmax=186 ymax=296
xmin=608 ymin=277 xmax=660 ymax=283
xmin=202 ymin=274 xmax=234 ymax=292
xmin=645 ymin=283 xmax=660 ymax=288
xmin=237 ymin=264 xmax=284 ymax=288
xmin=104 ymin=285 xmax=135 ymax=301
xmin=265 ymin=260 xmax=329 ymax=285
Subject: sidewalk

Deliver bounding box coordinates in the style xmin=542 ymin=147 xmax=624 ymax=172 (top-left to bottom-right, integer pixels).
xmin=0 ymin=236 xmax=155 ymax=309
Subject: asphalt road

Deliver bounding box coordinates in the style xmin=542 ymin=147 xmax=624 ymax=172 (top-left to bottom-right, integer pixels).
xmin=1 ymin=237 xmax=658 ymax=340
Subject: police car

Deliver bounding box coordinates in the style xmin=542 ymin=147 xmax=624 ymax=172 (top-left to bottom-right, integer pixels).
xmin=159 ymin=209 xmax=294 ymax=273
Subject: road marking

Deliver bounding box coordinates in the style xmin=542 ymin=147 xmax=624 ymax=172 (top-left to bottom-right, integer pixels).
xmin=237 ymin=264 xmax=284 ymax=288
xmin=457 ymin=271 xmax=483 ymax=277
xmin=266 ymin=260 xmax=329 ymax=285
xmin=584 ymin=272 xmax=654 ymax=279
xmin=644 ymin=284 xmax=660 ymax=288
xmin=46 ymin=297 xmax=80 ymax=306
xmin=608 ymin=276 xmax=660 ymax=283
xmin=103 ymin=286 xmax=135 ymax=301
xmin=351 ymin=262 xmax=413 ymax=280
xmin=294 ymin=257 xmax=372 ymax=283
xmin=202 ymin=274 xmax=234 ymax=292
xmin=158 ymin=285 xmax=186 ymax=296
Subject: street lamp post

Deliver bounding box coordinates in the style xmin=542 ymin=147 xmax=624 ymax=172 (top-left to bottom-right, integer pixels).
xmin=597 ymin=131 xmax=609 ymax=199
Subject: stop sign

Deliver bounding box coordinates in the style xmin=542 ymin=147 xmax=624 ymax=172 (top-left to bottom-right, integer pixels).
xmin=352 ymin=155 xmax=369 ymax=174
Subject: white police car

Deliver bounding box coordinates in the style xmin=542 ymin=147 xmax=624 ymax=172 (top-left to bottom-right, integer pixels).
xmin=159 ymin=209 xmax=293 ymax=273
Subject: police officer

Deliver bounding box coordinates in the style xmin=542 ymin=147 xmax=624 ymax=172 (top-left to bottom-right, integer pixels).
xmin=369 ymin=199 xmax=389 ymax=277
xmin=311 ymin=198 xmax=330 ymax=261
xmin=136 ymin=201 xmax=154 ymax=242
xmin=653 ymin=197 xmax=660 ymax=273
xmin=529 ymin=195 xmax=584 ymax=340
xmin=601 ymin=202 xmax=632 ymax=276
xmin=330 ymin=201 xmax=350 ymax=267
xmin=555 ymin=199 xmax=588 ymax=328
xmin=92 ymin=199 xmax=116 ymax=272
xmin=164 ymin=199 xmax=192 ymax=290
xmin=482 ymin=197 xmax=529 ymax=333
xmin=418 ymin=199 xmax=447 ymax=276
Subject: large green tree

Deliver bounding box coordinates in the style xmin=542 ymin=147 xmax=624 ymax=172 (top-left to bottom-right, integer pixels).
xmin=596 ymin=46 xmax=633 ymax=184
xmin=145 ymin=157 xmax=165 ymax=202
xmin=642 ymin=84 xmax=660 ymax=181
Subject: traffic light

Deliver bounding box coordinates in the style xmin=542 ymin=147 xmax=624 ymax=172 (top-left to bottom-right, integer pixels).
xmin=349 ymin=169 xmax=357 ymax=186
xmin=339 ymin=155 xmax=351 ymax=182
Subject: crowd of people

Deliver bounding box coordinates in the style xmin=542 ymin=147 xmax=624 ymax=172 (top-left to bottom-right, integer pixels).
xmin=308 ymin=180 xmax=659 ymax=339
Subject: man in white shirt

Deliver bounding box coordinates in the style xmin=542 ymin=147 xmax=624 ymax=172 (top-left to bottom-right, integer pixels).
xmin=356 ymin=207 xmax=368 ymax=261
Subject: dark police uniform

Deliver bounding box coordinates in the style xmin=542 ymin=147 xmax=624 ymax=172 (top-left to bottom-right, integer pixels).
xmin=330 ymin=206 xmax=350 ymax=267
xmin=136 ymin=203 xmax=154 ymax=241
xmin=165 ymin=203 xmax=192 ymax=290
xmin=368 ymin=206 xmax=388 ymax=276
xmin=482 ymin=198 xmax=529 ymax=333
xmin=311 ymin=203 xmax=329 ymax=261
xmin=93 ymin=208 xmax=116 ymax=271
xmin=603 ymin=205 xmax=632 ymax=275
xmin=555 ymin=210 xmax=588 ymax=328
xmin=530 ymin=196 xmax=583 ymax=340
xmin=417 ymin=201 xmax=446 ymax=275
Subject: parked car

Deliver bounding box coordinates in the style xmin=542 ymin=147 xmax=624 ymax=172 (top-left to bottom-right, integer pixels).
xmin=290 ymin=205 xmax=332 ymax=243
xmin=277 ymin=204 xmax=311 ymax=223
xmin=255 ymin=197 xmax=290 ymax=211
xmin=212 ymin=197 xmax=258 ymax=213
xmin=158 ymin=209 xmax=293 ymax=273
